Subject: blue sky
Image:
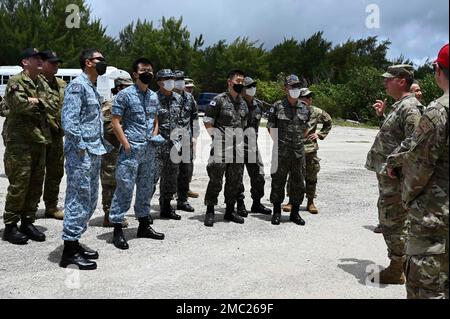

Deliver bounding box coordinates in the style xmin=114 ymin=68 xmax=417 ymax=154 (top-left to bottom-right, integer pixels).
xmin=85 ymin=0 xmax=449 ymax=66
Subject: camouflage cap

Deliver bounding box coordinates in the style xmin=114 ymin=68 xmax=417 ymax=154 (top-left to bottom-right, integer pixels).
xmin=156 ymin=69 xmax=174 ymax=80
xmin=243 ymin=77 xmax=257 ymax=87
xmin=285 ymin=74 xmax=301 ymax=86
xmin=382 ymin=64 xmax=415 ymax=79
xmin=114 ymin=76 xmax=133 ymax=87
xmin=173 ymin=70 xmax=185 ymax=80
xmin=185 ymin=78 xmax=195 ymax=88
xmin=299 ymin=88 xmax=314 ymax=98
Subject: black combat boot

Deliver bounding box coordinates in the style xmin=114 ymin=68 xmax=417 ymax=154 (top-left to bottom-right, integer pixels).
xmin=271 ymin=203 xmax=282 ymax=225
xmin=177 ymin=201 xmax=195 ymax=212
xmin=251 ymin=200 xmax=272 ymax=215
xmin=160 ymin=199 xmax=181 ymax=220
xmin=59 ymin=241 xmax=97 ymax=271
xmin=78 ymin=244 xmax=99 ymax=260
xmin=137 ymin=218 xmax=165 ymax=240
xmin=204 ymin=206 xmax=215 ymax=227
xmin=20 ymin=221 xmax=46 ymax=242
xmin=3 ymin=224 xmax=28 ymax=245
xmin=224 ymin=204 xmax=245 ymax=224
xmin=236 ymin=199 xmax=248 ymax=218
xmin=113 ymin=224 xmax=129 ymax=250
xmin=290 ymin=204 xmax=306 ymax=226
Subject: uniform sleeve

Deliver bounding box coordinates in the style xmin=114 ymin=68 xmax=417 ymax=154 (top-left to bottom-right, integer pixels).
xmin=402 ymin=110 xmax=445 ymax=205
xmin=318 ymin=109 xmax=332 ymax=140
xmin=203 ymin=97 xmax=220 ymax=126
xmin=61 ymin=83 xmax=87 ymax=150
xmin=111 ymin=91 xmax=126 ymax=117
xmin=191 ymin=96 xmax=201 ymax=138
xmin=392 ymin=106 xmax=422 ymax=156
xmin=267 ymin=105 xmax=278 ymax=129
xmin=5 ymin=80 xmax=44 ymax=119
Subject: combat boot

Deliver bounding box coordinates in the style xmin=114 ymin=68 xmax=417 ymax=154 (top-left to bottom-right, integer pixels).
xmin=282 ymin=203 xmax=292 ymax=213
xmin=112 ymin=224 xmax=129 ymax=250
xmin=137 ymin=218 xmax=165 ymax=240
xmin=160 ymin=199 xmax=181 ymax=220
xmin=177 ymin=201 xmax=195 ymax=212
xmin=224 ymin=204 xmax=245 ymax=224
xmin=290 ymin=204 xmax=306 ymax=226
xmin=187 ymin=190 xmax=200 ymax=199
xmin=307 ymin=199 xmax=319 ymax=215
xmin=204 ymin=206 xmax=215 ymax=227
xmin=371 ymin=259 xmax=406 ymax=285
xmin=103 ymin=210 xmax=129 ymax=228
xmin=20 ymin=221 xmax=46 ymax=242
xmin=251 ymin=200 xmax=272 ymax=215
xmin=3 ymin=224 xmax=28 ymax=245
xmin=45 ymin=207 xmax=64 ymax=220
xmin=272 ymin=203 xmax=282 ymax=225
xmin=237 ymin=199 xmax=248 ymax=218
xmin=59 ymin=241 xmax=97 ymax=271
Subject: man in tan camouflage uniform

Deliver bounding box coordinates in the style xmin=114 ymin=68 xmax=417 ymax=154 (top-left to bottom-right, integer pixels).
xmin=39 ymin=51 xmax=66 ymax=220
xmin=2 ymin=48 xmax=50 ymax=245
xmin=366 ymin=65 xmax=424 ymax=285
xmin=101 ymin=76 xmax=134 ymax=228
xmin=388 ymin=44 xmax=449 ymax=299
xmin=283 ymin=88 xmax=332 ymax=214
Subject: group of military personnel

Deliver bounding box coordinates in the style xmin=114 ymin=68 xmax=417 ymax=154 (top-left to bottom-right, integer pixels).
xmin=0 ymin=43 xmax=447 ymax=299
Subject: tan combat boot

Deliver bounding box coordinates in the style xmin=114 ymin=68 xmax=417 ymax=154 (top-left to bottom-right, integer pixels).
xmin=371 ymin=259 xmax=406 ymax=285
xmin=282 ymin=203 xmax=292 ymax=213
xmin=307 ymin=199 xmax=319 ymax=215
xmin=45 ymin=208 xmax=64 ymax=220
xmin=187 ymin=190 xmax=200 ymax=199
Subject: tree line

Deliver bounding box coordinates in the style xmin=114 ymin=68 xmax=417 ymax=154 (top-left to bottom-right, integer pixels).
xmin=0 ymin=0 xmax=441 ymax=123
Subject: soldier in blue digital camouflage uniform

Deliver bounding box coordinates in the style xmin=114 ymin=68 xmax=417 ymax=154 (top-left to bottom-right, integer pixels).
xmin=59 ymin=49 xmax=111 ymax=271
xmin=108 ymin=58 xmax=165 ymax=250
xmin=155 ymin=69 xmax=184 ymax=221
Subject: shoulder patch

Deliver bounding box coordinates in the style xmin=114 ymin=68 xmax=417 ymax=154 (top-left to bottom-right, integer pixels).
xmin=209 ymin=101 xmax=217 ymax=107
xmin=418 ymin=116 xmax=434 ymax=135
xmin=70 ymin=83 xmax=82 ymax=94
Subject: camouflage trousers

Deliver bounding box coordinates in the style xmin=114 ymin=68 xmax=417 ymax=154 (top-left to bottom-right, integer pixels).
xmin=177 ymin=142 xmax=194 ymax=204
xmin=156 ymin=144 xmax=179 ymax=202
xmin=3 ymin=143 xmax=46 ymax=225
xmin=62 ymin=149 xmax=101 ymax=242
xmin=287 ymin=152 xmax=321 ymax=200
xmin=271 ymin=154 xmax=306 ymax=205
xmin=237 ymin=149 xmax=265 ymax=202
xmin=43 ymin=134 xmax=64 ymax=210
xmin=1 ymin=118 xmax=7 ymax=147
xmin=109 ymin=143 xmax=157 ymax=224
xmin=101 ymin=147 xmax=119 ymax=213
xmin=376 ymin=174 xmax=408 ymax=262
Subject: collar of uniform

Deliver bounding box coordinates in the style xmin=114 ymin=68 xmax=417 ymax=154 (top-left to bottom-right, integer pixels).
xmin=133 ymin=83 xmax=151 ymax=96
xmin=392 ymin=93 xmax=414 ymax=110
xmin=81 ymin=72 xmax=97 ymax=88
xmin=20 ymin=71 xmax=38 ymax=86
xmin=225 ymin=92 xmax=243 ymax=104
xmin=283 ymin=98 xmax=303 ymax=109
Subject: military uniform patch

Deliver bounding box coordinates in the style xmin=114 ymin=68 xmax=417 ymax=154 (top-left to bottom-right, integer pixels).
xmin=418 ymin=116 xmax=433 ymax=135
xmin=209 ymin=101 xmax=217 ymax=107
xmin=70 ymin=84 xmax=82 ymax=93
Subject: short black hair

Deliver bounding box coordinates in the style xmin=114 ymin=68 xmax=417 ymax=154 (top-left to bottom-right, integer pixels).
xmin=227 ymin=69 xmax=245 ymax=80
xmin=79 ymin=48 xmax=102 ymax=70
xmin=132 ymin=58 xmax=154 ymax=73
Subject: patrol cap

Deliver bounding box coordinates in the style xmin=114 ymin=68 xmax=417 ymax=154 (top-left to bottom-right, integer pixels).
xmin=243 ymin=77 xmax=257 ymax=87
xmin=173 ymin=70 xmax=185 ymax=80
xmin=20 ymin=48 xmax=46 ymax=60
xmin=185 ymin=78 xmax=195 ymax=88
xmin=156 ymin=69 xmax=174 ymax=80
xmin=382 ymin=64 xmax=415 ymax=79
xmin=114 ymin=76 xmax=133 ymax=87
xmin=435 ymin=43 xmax=449 ymax=69
xmin=299 ymin=88 xmax=314 ymax=98
xmin=285 ymin=74 xmax=301 ymax=86
xmin=41 ymin=51 xmax=63 ymax=63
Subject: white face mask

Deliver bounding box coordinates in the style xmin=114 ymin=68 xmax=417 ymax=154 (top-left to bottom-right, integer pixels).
xmin=163 ymin=79 xmax=175 ymax=92
xmin=175 ymin=80 xmax=186 ymax=91
xmin=246 ymin=87 xmax=257 ymax=97
xmin=289 ymin=89 xmax=301 ymax=99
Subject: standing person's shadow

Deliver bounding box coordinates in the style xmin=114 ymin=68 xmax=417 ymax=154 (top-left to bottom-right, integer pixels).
xmin=338 ymin=258 xmax=388 ymax=288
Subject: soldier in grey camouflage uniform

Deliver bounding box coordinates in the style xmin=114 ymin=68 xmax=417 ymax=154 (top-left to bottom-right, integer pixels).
xmin=366 ymin=65 xmax=424 ymax=285
xmin=387 ymin=44 xmax=449 ymax=299
xmin=203 ymin=69 xmax=249 ymax=227
xmin=101 ymin=76 xmax=133 ymax=228
xmin=267 ymin=75 xmax=310 ymax=226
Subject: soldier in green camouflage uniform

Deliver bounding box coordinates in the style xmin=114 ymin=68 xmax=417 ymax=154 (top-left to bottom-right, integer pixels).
xmin=39 ymin=51 xmax=66 ymax=220
xmin=101 ymin=77 xmax=134 ymax=228
xmin=2 ymin=48 xmax=50 ymax=245
xmin=284 ymin=88 xmax=332 ymax=214
xmin=366 ymin=65 xmax=424 ymax=285
xmin=388 ymin=44 xmax=449 ymax=299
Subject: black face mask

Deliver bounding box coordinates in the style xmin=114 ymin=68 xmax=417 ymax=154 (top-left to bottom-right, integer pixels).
xmin=139 ymin=72 xmax=153 ymax=85
xmin=233 ymin=84 xmax=244 ymax=94
xmin=95 ymin=61 xmax=108 ymax=76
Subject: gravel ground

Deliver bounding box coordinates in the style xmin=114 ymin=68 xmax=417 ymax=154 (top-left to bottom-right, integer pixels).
xmin=0 ymin=117 xmax=406 ymax=299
